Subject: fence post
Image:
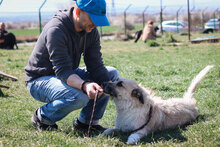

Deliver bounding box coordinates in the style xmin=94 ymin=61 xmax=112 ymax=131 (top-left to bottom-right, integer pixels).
xmin=160 ymin=0 xmax=163 ymax=35
xmin=187 ymin=0 xmax=191 ymax=41
xmin=39 ymin=0 xmax=47 ymax=34
xmin=142 ymin=6 xmax=149 ymax=28
xmin=176 ymin=6 xmax=182 ymax=33
xmin=124 ymin=4 xmax=132 ymax=36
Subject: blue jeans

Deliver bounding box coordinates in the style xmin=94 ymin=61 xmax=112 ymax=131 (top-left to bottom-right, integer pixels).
xmin=27 ymin=66 xmax=120 ymax=125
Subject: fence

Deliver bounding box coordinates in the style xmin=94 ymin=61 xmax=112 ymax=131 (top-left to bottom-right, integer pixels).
xmin=105 ymin=2 xmax=219 ymax=41
xmin=0 ymin=0 xmax=219 ymax=41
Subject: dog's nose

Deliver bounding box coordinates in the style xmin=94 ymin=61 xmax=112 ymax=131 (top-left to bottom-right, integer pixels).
xmin=102 ymin=82 xmax=109 ymax=89
xmin=103 ymin=82 xmax=117 ymax=97
xmin=102 ymin=82 xmax=114 ymax=94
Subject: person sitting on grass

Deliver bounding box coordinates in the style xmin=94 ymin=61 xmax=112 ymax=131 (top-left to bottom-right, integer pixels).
xmin=0 ymin=22 xmax=8 ymax=48
xmin=25 ymin=0 xmax=120 ymax=131
xmin=0 ymin=22 xmax=18 ymax=49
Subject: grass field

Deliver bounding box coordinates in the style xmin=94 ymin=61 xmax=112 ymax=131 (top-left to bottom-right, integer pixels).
xmin=9 ymin=26 xmax=140 ymax=43
xmin=0 ymin=34 xmax=220 ymax=146
xmin=9 ymin=26 xmax=125 ymax=36
xmin=9 ymin=29 xmax=40 ymax=36
xmin=9 ymin=25 xmax=143 ymax=37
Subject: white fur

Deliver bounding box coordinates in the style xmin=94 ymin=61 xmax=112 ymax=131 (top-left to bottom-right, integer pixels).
xmin=101 ymin=65 xmax=214 ymax=145
xmin=127 ymin=133 xmax=141 ymax=145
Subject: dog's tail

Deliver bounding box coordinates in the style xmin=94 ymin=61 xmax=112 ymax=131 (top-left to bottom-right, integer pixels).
xmin=183 ymin=65 xmax=214 ymax=99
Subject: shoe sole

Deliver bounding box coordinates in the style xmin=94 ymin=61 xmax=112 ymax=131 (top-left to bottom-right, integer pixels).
xmin=31 ymin=115 xmax=40 ymax=130
xmin=31 ymin=116 xmax=60 ymax=131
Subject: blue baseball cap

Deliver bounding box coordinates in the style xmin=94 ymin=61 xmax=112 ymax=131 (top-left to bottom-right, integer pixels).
xmin=75 ymin=0 xmax=110 ymax=26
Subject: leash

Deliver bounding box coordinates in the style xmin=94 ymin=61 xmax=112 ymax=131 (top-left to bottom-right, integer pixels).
xmin=129 ymin=105 xmax=153 ymax=134
xmin=87 ymin=90 xmax=99 ymax=136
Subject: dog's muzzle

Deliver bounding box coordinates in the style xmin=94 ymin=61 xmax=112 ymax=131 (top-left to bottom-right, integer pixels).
xmin=103 ymin=82 xmax=117 ymax=97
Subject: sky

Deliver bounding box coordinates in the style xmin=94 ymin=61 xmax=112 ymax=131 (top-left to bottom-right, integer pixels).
xmin=0 ymin=0 xmax=219 ymax=13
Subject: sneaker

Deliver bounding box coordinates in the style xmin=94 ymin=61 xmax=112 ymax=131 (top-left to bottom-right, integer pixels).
xmin=73 ymin=119 xmax=106 ymax=132
xmin=31 ymin=109 xmax=58 ymax=131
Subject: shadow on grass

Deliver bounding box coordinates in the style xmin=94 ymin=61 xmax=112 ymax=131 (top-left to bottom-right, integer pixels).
xmin=63 ymin=126 xmax=103 ymax=138
xmin=108 ymin=126 xmax=187 ymax=145
xmin=0 ymin=93 xmax=13 ymax=98
xmin=23 ymin=114 xmax=213 ymax=145
xmin=139 ymin=127 xmax=187 ymax=144
xmin=100 ymin=114 xmax=212 ymax=145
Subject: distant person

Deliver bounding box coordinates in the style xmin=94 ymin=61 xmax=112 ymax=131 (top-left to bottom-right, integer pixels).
xmin=25 ymin=0 xmax=120 ymax=131
xmin=0 ymin=22 xmax=8 ymax=48
xmin=141 ymin=20 xmax=156 ymax=43
xmin=0 ymin=22 xmax=18 ymax=49
xmin=134 ymin=20 xmax=157 ymax=43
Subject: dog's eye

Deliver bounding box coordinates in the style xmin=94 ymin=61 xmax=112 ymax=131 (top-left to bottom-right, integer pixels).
xmin=116 ymin=81 xmax=123 ymax=87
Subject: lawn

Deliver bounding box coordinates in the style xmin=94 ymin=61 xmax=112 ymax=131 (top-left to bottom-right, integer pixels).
xmin=9 ymin=24 xmax=143 ymax=37
xmin=9 ymin=29 xmax=40 ymax=36
xmin=0 ymin=35 xmax=219 ymax=146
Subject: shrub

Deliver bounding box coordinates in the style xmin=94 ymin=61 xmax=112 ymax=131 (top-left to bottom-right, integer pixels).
xmin=147 ymin=40 xmax=160 ymax=47
xmin=165 ymin=32 xmax=177 ymax=43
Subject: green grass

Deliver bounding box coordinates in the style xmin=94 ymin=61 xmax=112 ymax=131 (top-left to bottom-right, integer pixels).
xmin=98 ymin=26 xmax=120 ymax=35
xmin=9 ymin=29 xmax=40 ymax=36
xmin=97 ymin=25 xmax=143 ymax=35
xmin=9 ymin=27 xmax=120 ymax=36
xmin=9 ymin=25 xmax=143 ymax=37
xmin=0 ymin=37 xmax=220 ymax=146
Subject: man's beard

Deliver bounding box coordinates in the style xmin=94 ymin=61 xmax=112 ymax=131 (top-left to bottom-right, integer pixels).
xmin=78 ymin=22 xmax=93 ymax=33
xmin=78 ymin=22 xmax=85 ymax=31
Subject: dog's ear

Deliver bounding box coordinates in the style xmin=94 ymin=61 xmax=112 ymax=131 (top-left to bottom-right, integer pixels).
xmin=131 ymin=88 xmax=144 ymax=104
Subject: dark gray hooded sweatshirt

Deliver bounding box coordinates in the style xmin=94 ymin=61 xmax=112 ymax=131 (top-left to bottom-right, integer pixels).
xmin=25 ymin=7 xmax=110 ymax=84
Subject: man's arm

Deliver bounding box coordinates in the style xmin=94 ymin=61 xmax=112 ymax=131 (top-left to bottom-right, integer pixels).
xmin=66 ymin=74 xmax=103 ymax=99
xmin=84 ymin=29 xmax=110 ymax=85
xmin=45 ymin=28 xmax=102 ymax=99
xmin=66 ymin=74 xmax=84 ymax=90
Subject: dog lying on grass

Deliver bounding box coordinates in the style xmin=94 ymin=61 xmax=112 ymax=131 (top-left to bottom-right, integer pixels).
xmin=101 ymin=65 xmax=214 ymax=145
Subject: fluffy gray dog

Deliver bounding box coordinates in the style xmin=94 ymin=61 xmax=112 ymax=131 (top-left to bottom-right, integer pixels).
xmin=101 ymin=65 xmax=214 ymax=145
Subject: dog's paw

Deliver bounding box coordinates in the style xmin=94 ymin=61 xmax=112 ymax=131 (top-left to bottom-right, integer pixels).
xmin=100 ymin=128 xmax=115 ymax=136
xmin=127 ymin=133 xmax=141 ymax=145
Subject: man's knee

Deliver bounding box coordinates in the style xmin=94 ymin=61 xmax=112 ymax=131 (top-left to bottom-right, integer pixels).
xmin=106 ymin=66 xmax=120 ymax=82
xmin=67 ymin=92 xmax=90 ymax=110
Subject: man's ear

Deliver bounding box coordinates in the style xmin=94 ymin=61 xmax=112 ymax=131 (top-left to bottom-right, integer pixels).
xmin=131 ymin=88 xmax=144 ymax=104
xmin=75 ymin=8 xmax=81 ymax=18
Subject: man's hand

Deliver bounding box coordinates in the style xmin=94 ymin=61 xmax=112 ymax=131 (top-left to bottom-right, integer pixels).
xmin=83 ymin=82 xmax=103 ymax=99
xmin=66 ymin=74 xmax=103 ymax=99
